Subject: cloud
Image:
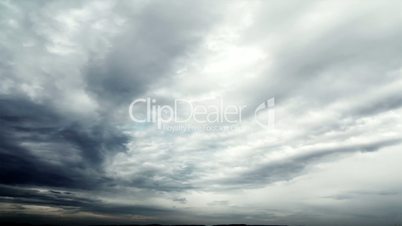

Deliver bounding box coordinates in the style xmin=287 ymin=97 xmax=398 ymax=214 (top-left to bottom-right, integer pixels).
xmin=1 ymin=0 xmax=402 ymax=225
xmin=85 ymin=0 xmax=225 ymax=107
xmin=0 ymin=97 xmax=128 ymax=189
xmin=0 ymin=185 xmax=178 ymax=225
xmin=222 ymin=138 xmax=402 ymax=187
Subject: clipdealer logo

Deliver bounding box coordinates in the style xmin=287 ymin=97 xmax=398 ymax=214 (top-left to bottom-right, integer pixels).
xmin=128 ymin=97 xmax=275 ymax=131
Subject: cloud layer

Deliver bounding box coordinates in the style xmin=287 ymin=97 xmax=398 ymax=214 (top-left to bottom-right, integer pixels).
xmin=1 ymin=1 xmax=402 ymax=225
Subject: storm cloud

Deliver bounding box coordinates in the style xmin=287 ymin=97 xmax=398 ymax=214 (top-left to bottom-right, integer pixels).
xmin=1 ymin=1 xmax=402 ymax=225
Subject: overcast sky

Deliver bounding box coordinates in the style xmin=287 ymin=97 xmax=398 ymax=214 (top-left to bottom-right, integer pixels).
xmin=1 ymin=1 xmax=402 ymax=225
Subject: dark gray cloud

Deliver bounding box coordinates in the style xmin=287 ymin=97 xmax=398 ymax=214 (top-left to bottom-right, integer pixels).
xmin=0 ymin=97 xmax=128 ymax=189
xmin=85 ymin=0 xmax=224 ymax=106
xmin=0 ymin=185 xmax=179 ymax=225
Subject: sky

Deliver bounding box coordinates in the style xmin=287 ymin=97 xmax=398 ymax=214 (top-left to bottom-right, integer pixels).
xmin=1 ymin=0 xmax=402 ymax=225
